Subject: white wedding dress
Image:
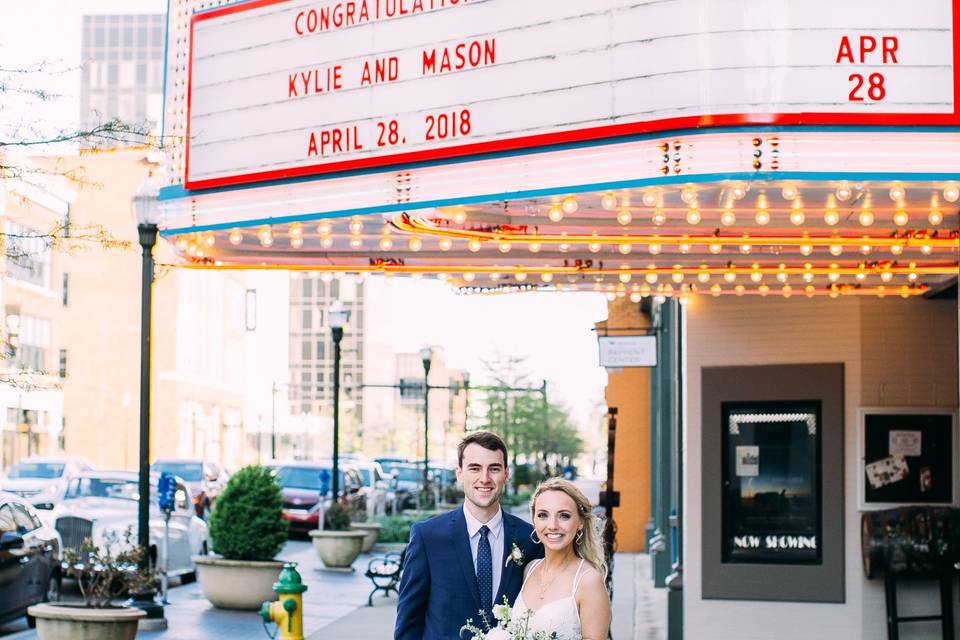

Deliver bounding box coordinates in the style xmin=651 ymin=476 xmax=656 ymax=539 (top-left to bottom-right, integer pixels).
xmin=498 ymin=558 xmax=586 ymax=640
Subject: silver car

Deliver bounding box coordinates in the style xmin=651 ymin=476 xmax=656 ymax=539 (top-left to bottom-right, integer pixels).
xmin=0 ymin=457 xmax=94 ymax=511
xmin=51 ymin=471 xmax=209 ymax=580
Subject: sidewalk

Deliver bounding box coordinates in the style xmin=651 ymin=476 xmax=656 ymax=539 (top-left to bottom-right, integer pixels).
xmin=313 ymin=552 xmax=666 ymax=640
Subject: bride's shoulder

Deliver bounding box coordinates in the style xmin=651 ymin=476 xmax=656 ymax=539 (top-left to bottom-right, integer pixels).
xmin=575 ymin=564 xmax=606 ymax=594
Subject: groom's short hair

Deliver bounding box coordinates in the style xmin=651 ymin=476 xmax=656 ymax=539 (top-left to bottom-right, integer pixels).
xmin=457 ymin=431 xmax=508 ymax=467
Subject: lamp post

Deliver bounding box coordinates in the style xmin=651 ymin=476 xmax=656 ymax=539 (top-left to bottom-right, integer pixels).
xmin=419 ymin=346 xmax=432 ymax=491
xmin=328 ymin=302 xmax=350 ymax=501
xmin=133 ymin=175 xmax=160 ymax=566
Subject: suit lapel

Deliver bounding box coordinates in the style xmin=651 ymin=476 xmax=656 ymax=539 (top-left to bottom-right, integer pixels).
xmin=495 ymin=513 xmax=518 ymax=604
xmin=452 ymin=508 xmax=481 ymax=610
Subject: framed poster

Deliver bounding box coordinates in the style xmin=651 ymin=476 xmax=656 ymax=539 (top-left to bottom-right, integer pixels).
xmin=858 ymin=408 xmax=959 ymax=509
xmin=721 ymin=401 xmax=823 ymax=565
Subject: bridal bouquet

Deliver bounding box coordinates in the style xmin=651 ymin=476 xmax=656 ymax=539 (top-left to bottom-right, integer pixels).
xmin=460 ymin=596 xmax=559 ymax=640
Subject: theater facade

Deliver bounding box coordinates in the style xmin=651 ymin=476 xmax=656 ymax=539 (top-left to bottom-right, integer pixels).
xmin=158 ymin=1 xmax=960 ymax=637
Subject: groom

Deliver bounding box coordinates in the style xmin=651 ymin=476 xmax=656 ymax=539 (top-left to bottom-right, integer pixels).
xmin=395 ymin=431 xmax=543 ymax=639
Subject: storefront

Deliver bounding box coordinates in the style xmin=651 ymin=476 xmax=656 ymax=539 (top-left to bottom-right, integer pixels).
xmin=158 ymin=1 xmax=960 ymax=637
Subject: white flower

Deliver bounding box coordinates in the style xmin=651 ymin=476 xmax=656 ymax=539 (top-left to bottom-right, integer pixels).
xmin=505 ymin=542 xmax=524 ymax=568
xmin=492 ymin=603 xmax=511 ymax=624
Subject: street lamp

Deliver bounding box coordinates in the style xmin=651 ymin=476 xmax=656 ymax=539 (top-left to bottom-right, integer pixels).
xmin=133 ymin=175 xmax=160 ymax=566
xmin=329 ymin=301 xmax=350 ymax=502
xmin=419 ymin=346 xmax=432 ymax=491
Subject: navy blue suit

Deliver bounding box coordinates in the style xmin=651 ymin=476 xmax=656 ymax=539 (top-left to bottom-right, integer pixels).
xmin=394 ymin=507 xmax=543 ymax=640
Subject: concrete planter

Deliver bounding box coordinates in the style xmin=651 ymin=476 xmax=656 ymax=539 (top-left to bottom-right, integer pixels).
xmin=192 ymin=556 xmax=284 ymax=610
xmin=349 ymin=522 xmax=383 ymax=553
xmin=309 ymin=529 xmax=366 ymax=569
xmin=28 ymin=604 xmax=145 ymax=640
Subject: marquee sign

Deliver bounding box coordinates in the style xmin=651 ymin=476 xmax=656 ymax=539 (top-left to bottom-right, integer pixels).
xmin=185 ymin=0 xmax=958 ymax=189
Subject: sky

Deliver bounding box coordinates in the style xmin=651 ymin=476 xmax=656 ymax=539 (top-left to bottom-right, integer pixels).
xmin=0 ymin=0 xmax=611 ymax=430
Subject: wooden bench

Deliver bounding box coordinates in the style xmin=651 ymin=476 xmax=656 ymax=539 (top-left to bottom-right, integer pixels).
xmin=364 ymin=548 xmax=405 ymax=606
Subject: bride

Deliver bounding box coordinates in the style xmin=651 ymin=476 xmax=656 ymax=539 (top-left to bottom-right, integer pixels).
xmin=493 ymin=477 xmax=610 ymax=640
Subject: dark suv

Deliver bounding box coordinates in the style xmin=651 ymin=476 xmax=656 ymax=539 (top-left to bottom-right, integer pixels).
xmin=0 ymin=492 xmax=61 ymax=627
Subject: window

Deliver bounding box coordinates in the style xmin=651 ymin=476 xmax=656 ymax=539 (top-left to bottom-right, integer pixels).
xmin=302 ymin=309 xmax=312 ymax=330
xmin=62 ymin=273 xmax=69 ymax=306
xmin=301 ymin=340 xmax=311 ymax=361
xmin=59 ymin=349 xmax=67 ymax=378
xmin=11 ymin=504 xmax=36 ymax=534
xmin=15 ymin=315 xmax=50 ymax=372
xmin=5 ymin=220 xmax=52 ymax=288
xmin=316 ymin=341 xmax=325 ymax=360
xmin=63 ymin=210 xmax=71 ymax=237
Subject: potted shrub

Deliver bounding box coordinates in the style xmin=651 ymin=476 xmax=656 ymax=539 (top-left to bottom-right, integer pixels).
xmin=309 ymin=502 xmax=366 ymax=570
xmin=193 ymin=465 xmax=288 ymax=610
xmin=28 ymin=529 xmax=152 ymax=640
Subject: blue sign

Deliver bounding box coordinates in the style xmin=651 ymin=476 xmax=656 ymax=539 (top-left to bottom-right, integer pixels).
xmin=158 ymin=472 xmax=177 ymax=512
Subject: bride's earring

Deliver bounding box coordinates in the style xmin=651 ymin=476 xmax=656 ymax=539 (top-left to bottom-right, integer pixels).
xmin=530 ymin=529 xmax=542 ymax=544
xmin=575 ymin=529 xmax=584 ymax=544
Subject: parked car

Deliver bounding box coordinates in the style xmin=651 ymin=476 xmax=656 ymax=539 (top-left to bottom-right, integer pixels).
xmin=268 ymin=462 xmax=368 ymax=535
xmin=378 ymin=461 xmax=423 ymax=511
xmin=150 ymin=458 xmax=229 ymax=519
xmin=0 ymin=456 xmax=94 ymax=511
xmin=51 ymin=471 xmax=209 ymax=580
xmin=0 ymin=492 xmax=61 ymax=627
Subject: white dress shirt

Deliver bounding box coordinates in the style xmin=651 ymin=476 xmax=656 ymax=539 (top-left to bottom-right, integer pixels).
xmin=463 ymin=504 xmax=504 ymax=605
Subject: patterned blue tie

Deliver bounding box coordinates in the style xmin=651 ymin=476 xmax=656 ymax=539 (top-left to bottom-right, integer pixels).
xmin=476 ymin=525 xmax=492 ymax=613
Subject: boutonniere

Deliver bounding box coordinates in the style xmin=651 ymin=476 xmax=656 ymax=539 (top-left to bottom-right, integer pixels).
xmin=505 ymin=541 xmax=524 ymax=568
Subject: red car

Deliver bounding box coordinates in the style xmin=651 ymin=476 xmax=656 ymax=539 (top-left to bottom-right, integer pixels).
xmin=269 ymin=463 xmax=367 ymax=535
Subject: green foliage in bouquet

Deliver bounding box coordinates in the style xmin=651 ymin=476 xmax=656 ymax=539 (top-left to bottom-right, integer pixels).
xmin=460 ymin=596 xmax=559 ymax=640
xmin=208 ymin=465 xmax=287 ymax=561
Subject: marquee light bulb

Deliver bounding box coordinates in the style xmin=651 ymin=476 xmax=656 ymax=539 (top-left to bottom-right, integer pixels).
xmin=317 ymin=221 xmax=332 ymax=235
xmin=203 ymin=232 xmax=216 ymax=248
xmin=731 ymin=183 xmax=747 ymax=200
xmin=561 ymin=196 xmax=579 ymax=214
xmin=257 ymin=225 xmax=273 ymax=247
xmin=619 ymin=270 xmax=632 ymax=284
xmin=698 ymin=269 xmax=710 ymax=283
xmin=601 ymin=193 xmax=619 ymax=211
xmin=686 ymin=207 xmax=701 ymax=225
xmin=606 ymin=292 xmax=617 ymax=302
xmin=541 ymin=272 xmax=554 ymax=283
xmin=547 ymin=206 xmax=564 ymax=222
xmin=861 ymin=244 xmax=872 ymax=255
xmin=855 ymin=272 xmax=866 ymax=282
xmin=750 ymin=271 xmax=763 ymax=283
xmin=630 ymin=292 xmax=643 ymax=303
xmin=755 ymin=209 xmax=770 ymax=225
xmin=889 ymin=185 xmax=906 ymax=202
xmin=881 ymin=271 xmax=893 ymax=283
xmin=453 ymin=208 xmax=468 ymax=224
xmin=619 ymin=243 xmax=633 ymax=255
xmin=680 ymin=186 xmax=697 ymax=204
xmin=824 ymin=209 xmax=840 ymax=226
xmin=732 ymin=284 xmax=744 ymax=296
xmin=648 ymin=242 xmax=662 ymax=255
xmin=291 ymin=236 xmax=304 ymax=249
xmin=588 ymin=242 xmax=602 ymax=253
xmin=721 ymin=210 xmax=737 ymax=226
xmin=348 ymin=218 xmax=364 ymax=235
xmin=944 ymin=184 xmax=960 ymax=202
xmin=921 ymin=244 xmax=933 ymax=255
xmin=829 ymin=244 xmax=844 ymax=256
xmin=782 ymin=285 xmax=793 ymax=298
xmin=800 ymin=243 xmax=813 ymax=256
xmin=467 ymin=238 xmax=482 ymax=252
xmin=707 ymin=283 xmax=720 ymax=296
xmin=789 ymin=209 xmax=806 ymax=225
xmin=289 ymin=222 xmax=303 ymax=239
xmin=645 ymin=272 xmax=658 ymax=284
xmin=490 ymin=273 xmax=501 ymax=281
xmin=379 ymin=236 xmax=393 ymax=250
xmin=805 ymin=285 xmax=816 ymax=298
xmin=890 ymin=244 xmax=903 ymax=255
xmin=515 ymin=272 xmax=528 ymax=282
xmin=723 ymin=271 xmax=736 ymax=283
xmin=758 ymin=284 xmax=769 ymax=296
xmin=349 ymin=237 xmax=362 ymax=249
xmin=836 ymin=184 xmax=853 ymax=202
xmin=617 ymin=209 xmax=633 ymax=225
xmin=408 ymin=236 xmax=423 ymax=251
xmin=463 ymin=272 xmax=475 ymax=282
xmin=498 ymin=242 xmax=512 ymax=253
xmin=858 ymin=210 xmax=875 ymax=226
xmin=829 ymin=288 xmax=841 ymax=299
xmin=652 ymin=209 xmax=666 ymax=226
xmin=781 ymin=184 xmax=799 ymax=201
xmin=642 ymin=189 xmax=659 ymax=207
xmin=228 ymin=229 xmax=243 ymax=246
xmin=776 ymin=271 xmax=788 ymax=283
xmin=740 ymin=241 xmax=752 ymax=254
xmin=439 ymin=237 xmax=453 ymax=251
xmin=709 ymin=242 xmax=722 ymax=254
xmin=929 ymin=209 xmax=944 ymax=225
xmin=321 ymin=235 xmax=334 ymax=248
xmin=893 ymin=210 xmax=909 ymax=226
xmin=802 ymin=272 xmax=814 ymax=283
xmin=672 ymin=269 xmax=684 ymax=283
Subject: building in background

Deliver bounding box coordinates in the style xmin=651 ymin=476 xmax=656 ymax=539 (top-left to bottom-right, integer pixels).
xmin=79 ymin=13 xmax=165 ymax=133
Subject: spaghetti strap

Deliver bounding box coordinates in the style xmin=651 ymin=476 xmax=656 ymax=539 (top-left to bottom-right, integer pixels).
xmin=522 ymin=558 xmax=543 ymax=588
xmin=571 ymin=558 xmax=587 ymax=596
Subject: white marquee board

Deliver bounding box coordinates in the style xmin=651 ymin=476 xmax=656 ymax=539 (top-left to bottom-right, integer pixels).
xmin=598 ymin=336 xmax=658 ymax=368
xmin=185 ymin=0 xmax=958 ymax=189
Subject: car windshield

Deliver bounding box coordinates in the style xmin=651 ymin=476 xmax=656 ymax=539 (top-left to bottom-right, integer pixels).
xmin=393 ymin=466 xmax=421 ymax=482
xmin=65 ymin=477 xmax=139 ymax=501
xmin=273 ymin=466 xmax=341 ymax=491
xmin=359 ymin=469 xmax=374 ymax=486
xmin=6 ymin=462 xmax=65 ymax=479
xmin=151 ymin=462 xmax=203 ymax=482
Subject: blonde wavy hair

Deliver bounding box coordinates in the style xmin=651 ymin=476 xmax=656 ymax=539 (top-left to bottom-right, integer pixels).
xmin=529 ymin=477 xmax=608 ymax=579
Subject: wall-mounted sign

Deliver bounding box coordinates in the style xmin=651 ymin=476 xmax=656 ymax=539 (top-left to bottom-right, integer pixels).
xmin=598 ymin=335 xmax=657 ymax=368
xmin=184 ymin=0 xmax=957 ymax=189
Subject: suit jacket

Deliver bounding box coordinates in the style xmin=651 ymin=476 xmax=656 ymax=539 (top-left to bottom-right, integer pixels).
xmin=394 ymin=506 xmax=544 ymax=640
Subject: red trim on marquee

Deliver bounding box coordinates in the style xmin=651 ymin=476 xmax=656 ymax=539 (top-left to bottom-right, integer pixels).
xmin=182 ymin=0 xmax=960 ymax=191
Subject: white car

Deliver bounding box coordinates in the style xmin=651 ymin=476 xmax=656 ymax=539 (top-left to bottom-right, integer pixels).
xmin=51 ymin=471 xmax=209 ymax=580
xmin=0 ymin=457 xmax=94 ymax=511
xmin=350 ymin=461 xmax=389 ymax=519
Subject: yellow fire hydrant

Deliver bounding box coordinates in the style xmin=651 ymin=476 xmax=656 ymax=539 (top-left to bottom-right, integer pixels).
xmin=260 ymin=562 xmax=308 ymax=640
